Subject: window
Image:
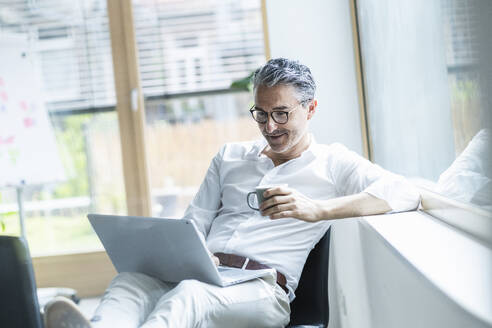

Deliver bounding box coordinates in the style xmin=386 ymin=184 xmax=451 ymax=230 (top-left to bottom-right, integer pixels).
xmin=131 ymin=0 xmax=265 ymax=217
xmin=0 ymin=0 xmax=268 ymax=254
xmin=356 ymin=0 xmax=491 ymax=210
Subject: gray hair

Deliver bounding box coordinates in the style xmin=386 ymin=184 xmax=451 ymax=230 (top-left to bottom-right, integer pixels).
xmin=252 ymin=58 xmax=316 ymax=106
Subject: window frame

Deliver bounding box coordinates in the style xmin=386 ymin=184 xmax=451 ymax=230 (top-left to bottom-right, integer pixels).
xmin=32 ymin=0 xmax=151 ymax=296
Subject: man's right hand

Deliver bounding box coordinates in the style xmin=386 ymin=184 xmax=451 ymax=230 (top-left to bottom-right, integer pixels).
xmin=211 ymin=255 xmax=220 ymax=267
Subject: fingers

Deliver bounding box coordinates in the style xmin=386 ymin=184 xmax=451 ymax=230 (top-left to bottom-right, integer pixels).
xmin=263 ymin=186 xmax=291 ymax=199
xmin=259 ymin=195 xmax=294 ymax=211
xmin=261 ymin=203 xmax=296 ymax=217
xmin=257 ymin=189 xmax=320 ymax=222
xmin=270 ymin=210 xmax=296 ymax=220
xmin=269 ymin=209 xmax=316 ymax=222
xmin=258 ymin=187 xmax=303 ymax=220
xmin=211 ymin=255 xmax=220 ymax=267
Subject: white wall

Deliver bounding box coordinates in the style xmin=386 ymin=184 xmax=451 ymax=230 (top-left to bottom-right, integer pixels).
xmin=328 ymin=219 xmax=372 ymax=327
xmin=265 ymin=0 xmax=363 ymax=154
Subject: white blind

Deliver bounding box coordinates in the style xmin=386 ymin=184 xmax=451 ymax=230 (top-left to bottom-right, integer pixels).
xmin=0 ymin=0 xmax=265 ymax=112
xmin=441 ymin=0 xmax=478 ymax=67
xmin=132 ymin=0 xmax=265 ymax=96
xmin=0 ymin=0 xmax=116 ymax=112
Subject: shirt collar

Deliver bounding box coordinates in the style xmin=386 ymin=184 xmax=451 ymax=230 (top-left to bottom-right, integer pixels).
xmin=243 ymin=138 xmax=267 ymax=161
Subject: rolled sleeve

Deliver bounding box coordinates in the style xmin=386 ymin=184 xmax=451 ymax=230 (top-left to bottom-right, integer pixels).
xmin=329 ymin=143 xmax=420 ymax=212
xmin=363 ymin=174 xmax=421 ymax=212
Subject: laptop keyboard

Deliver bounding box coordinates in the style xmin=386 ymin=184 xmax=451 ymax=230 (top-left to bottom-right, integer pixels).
xmin=218 ymin=266 xmax=234 ymax=273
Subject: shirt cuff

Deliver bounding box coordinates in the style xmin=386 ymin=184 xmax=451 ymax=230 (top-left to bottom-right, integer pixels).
xmin=363 ymin=176 xmax=421 ymax=213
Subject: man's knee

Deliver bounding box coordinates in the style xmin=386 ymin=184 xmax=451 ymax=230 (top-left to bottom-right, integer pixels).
xmin=165 ymin=279 xmax=210 ymax=305
xmin=107 ymin=272 xmax=166 ymax=296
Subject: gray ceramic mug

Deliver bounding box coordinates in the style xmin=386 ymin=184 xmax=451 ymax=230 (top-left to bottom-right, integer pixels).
xmin=247 ymin=184 xmax=288 ymax=210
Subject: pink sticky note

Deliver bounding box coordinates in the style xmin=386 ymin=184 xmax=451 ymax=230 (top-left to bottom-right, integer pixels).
xmin=24 ymin=117 xmax=35 ymax=127
xmin=5 ymin=136 xmax=14 ymax=144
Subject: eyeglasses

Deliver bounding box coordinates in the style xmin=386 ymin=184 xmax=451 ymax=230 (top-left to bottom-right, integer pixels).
xmin=249 ymin=105 xmax=299 ymax=124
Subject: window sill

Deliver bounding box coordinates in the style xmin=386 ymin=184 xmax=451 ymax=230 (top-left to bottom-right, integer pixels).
xmin=362 ymin=210 xmax=492 ymax=326
xmin=418 ymin=187 xmax=492 ymax=248
xmin=32 ymin=250 xmax=116 ymax=298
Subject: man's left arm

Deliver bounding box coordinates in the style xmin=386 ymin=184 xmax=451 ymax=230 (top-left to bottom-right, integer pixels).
xmin=260 ymin=189 xmax=391 ymax=222
xmin=260 ymin=144 xmax=420 ymax=222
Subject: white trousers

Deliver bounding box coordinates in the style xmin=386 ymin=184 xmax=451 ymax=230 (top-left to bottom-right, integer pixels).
xmin=91 ymin=272 xmax=290 ymax=328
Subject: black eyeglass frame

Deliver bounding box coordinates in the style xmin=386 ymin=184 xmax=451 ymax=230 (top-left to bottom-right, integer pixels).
xmin=249 ymin=104 xmax=300 ymax=124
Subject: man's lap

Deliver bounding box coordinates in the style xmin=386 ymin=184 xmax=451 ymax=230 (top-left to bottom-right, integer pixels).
xmin=94 ymin=272 xmax=290 ymax=328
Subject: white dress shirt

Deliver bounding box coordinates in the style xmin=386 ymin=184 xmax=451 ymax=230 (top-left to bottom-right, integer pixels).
xmin=182 ymin=135 xmax=420 ymax=300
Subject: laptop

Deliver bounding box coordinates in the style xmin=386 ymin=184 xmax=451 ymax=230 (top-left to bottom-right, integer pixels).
xmin=87 ymin=214 xmax=274 ymax=287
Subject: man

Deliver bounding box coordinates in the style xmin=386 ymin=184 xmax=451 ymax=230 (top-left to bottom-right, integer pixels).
xmin=45 ymin=58 xmax=420 ymax=328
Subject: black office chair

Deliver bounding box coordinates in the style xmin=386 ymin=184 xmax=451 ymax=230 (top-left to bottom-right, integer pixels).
xmin=0 ymin=235 xmax=44 ymax=328
xmin=288 ymin=227 xmax=331 ymax=328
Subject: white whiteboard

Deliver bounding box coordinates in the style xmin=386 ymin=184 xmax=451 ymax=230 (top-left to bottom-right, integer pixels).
xmin=0 ymin=35 xmax=65 ymax=186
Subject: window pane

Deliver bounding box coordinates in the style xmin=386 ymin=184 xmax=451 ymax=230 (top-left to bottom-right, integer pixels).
xmin=145 ymin=92 xmax=260 ymax=218
xmin=0 ymin=0 xmax=116 ymax=112
xmin=131 ymin=0 xmax=265 ymax=217
xmin=357 ymin=0 xmax=491 ymax=209
xmin=132 ymin=0 xmax=265 ymax=96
